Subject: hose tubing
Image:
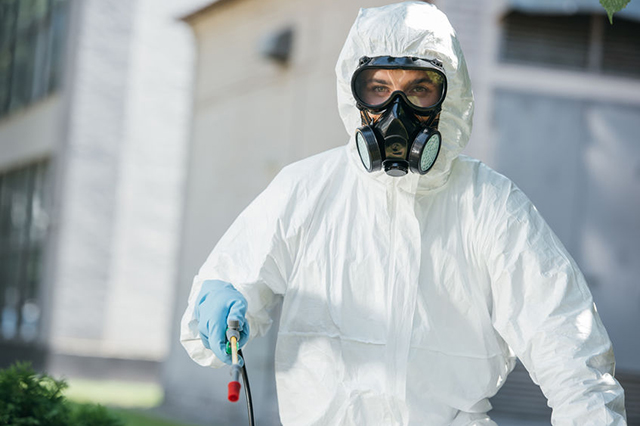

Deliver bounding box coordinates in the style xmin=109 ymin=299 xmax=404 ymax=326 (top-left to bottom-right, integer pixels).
xmin=238 ymin=349 xmax=255 ymax=426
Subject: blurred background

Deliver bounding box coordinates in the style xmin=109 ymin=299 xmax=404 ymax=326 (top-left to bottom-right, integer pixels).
xmin=0 ymin=0 xmax=638 ymax=425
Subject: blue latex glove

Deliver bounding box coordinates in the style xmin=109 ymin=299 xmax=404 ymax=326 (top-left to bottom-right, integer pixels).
xmin=195 ymin=280 xmax=250 ymax=365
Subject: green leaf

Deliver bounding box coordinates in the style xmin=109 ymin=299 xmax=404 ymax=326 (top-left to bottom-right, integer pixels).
xmin=600 ymin=0 xmax=631 ymax=24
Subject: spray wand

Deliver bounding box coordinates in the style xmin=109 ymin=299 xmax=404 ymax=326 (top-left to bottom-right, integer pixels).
xmin=226 ymin=319 xmax=255 ymax=426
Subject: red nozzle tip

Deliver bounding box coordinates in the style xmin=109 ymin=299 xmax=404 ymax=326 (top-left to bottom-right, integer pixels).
xmin=228 ymin=381 xmax=241 ymax=402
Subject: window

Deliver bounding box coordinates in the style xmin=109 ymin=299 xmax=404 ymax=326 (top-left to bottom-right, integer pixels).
xmin=500 ymin=12 xmax=640 ymax=78
xmin=0 ymin=160 xmax=49 ymax=343
xmin=0 ymin=0 xmax=69 ymax=119
xmin=602 ymin=17 xmax=640 ymax=76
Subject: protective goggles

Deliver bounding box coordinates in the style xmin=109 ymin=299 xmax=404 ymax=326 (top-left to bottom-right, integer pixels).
xmin=351 ymin=56 xmax=447 ymax=114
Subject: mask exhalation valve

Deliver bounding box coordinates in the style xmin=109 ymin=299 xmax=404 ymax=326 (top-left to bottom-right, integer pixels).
xmin=384 ymin=161 xmax=409 ymax=177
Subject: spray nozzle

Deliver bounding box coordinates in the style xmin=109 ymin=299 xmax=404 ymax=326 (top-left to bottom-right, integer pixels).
xmin=226 ymin=319 xmax=242 ymax=402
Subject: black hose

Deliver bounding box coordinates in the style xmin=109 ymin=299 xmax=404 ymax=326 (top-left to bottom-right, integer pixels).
xmin=237 ymin=349 xmax=255 ymax=426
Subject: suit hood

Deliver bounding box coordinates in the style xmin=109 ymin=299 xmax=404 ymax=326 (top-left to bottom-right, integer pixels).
xmin=335 ymin=1 xmax=474 ymax=191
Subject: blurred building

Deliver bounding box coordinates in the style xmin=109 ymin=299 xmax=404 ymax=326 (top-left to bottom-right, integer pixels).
xmin=0 ymin=0 xmax=208 ymax=382
xmin=162 ymin=0 xmax=640 ymax=424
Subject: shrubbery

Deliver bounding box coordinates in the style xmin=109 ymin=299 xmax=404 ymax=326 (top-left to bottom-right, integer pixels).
xmin=0 ymin=362 xmax=124 ymax=426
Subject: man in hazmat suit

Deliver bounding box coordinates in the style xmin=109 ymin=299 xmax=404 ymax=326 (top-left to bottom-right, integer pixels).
xmin=180 ymin=2 xmax=627 ymax=425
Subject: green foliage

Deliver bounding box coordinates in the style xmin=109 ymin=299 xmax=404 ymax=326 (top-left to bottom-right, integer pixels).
xmin=0 ymin=362 xmax=123 ymax=426
xmin=113 ymin=409 xmax=195 ymax=426
xmin=0 ymin=362 xmax=70 ymax=426
xmin=70 ymin=404 xmax=124 ymax=426
xmin=600 ymin=0 xmax=631 ymax=23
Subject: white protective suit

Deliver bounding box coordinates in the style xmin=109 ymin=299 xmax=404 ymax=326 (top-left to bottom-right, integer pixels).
xmin=181 ymin=2 xmax=626 ymax=425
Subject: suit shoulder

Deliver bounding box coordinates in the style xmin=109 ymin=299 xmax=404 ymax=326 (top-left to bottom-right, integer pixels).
xmin=276 ymin=146 xmax=347 ymax=185
xmin=453 ymin=154 xmax=510 ymax=183
xmin=451 ymin=155 xmax=517 ymax=204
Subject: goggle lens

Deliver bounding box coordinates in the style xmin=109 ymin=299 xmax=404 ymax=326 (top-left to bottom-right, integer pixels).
xmin=354 ymin=68 xmax=445 ymax=110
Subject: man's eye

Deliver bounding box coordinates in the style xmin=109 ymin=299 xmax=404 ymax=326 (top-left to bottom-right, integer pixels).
xmin=370 ymin=85 xmax=388 ymax=93
xmin=411 ymin=86 xmax=431 ymax=93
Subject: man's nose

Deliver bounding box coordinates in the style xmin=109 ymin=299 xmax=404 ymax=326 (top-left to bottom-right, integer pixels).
xmin=389 ymin=96 xmax=404 ymax=116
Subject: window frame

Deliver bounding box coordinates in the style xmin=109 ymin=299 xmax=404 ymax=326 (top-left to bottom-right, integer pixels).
xmin=0 ymin=159 xmax=50 ymax=344
xmin=0 ymin=0 xmax=69 ymax=120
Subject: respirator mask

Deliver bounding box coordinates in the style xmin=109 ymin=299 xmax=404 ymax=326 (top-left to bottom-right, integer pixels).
xmin=351 ymin=56 xmax=447 ymax=176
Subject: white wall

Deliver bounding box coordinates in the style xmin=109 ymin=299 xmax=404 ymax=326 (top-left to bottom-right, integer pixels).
xmin=101 ymin=0 xmax=198 ymax=360
xmin=0 ymin=96 xmax=63 ymax=171
xmin=48 ymin=0 xmax=202 ymax=363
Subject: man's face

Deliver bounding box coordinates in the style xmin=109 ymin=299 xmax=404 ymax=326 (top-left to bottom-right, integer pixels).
xmin=356 ymin=68 xmax=444 ymax=112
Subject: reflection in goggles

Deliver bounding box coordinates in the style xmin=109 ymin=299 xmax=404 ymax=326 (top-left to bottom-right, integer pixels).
xmin=354 ymin=68 xmax=445 ymax=109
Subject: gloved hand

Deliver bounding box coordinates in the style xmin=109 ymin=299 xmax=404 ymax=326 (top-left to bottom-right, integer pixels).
xmin=195 ymin=280 xmax=250 ymax=365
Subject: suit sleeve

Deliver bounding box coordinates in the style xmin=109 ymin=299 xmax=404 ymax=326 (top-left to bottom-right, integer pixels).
xmin=180 ymin=169 xmax=300 ymax=368
xmin=486 ymin=183 xmax=626 ymax=425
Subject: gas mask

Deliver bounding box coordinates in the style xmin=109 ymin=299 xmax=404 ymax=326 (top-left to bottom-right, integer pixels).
xmin=351 ymin=56 xmax=447 ymax=176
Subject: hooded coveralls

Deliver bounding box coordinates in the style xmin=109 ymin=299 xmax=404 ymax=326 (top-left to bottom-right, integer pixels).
xmin=181 ymin=2 xmax=627 ymax=425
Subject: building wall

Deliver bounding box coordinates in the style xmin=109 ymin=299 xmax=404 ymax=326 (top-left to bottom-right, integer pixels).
xmin=0 ymin=0 xmax=74 ymax=370
xmin=43 ymin=0 xmax=202 ymax=370
xmin=48 ymin=0 xmax=138 ymax=358
xmin=0 ymin=96 xmax=63 ymax=171
xmin=0 ymin=92 xmax=63 ymax=372
xmin=98 ymin=0 xmax=197 ymax=361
